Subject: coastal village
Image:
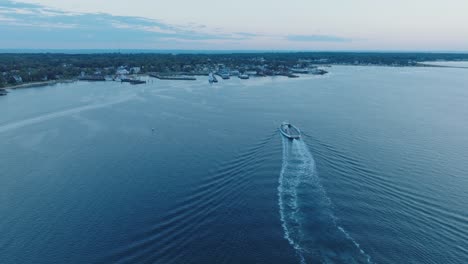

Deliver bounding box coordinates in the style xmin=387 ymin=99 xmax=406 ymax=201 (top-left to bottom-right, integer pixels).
xmin=80 ymin=61 xmax=329 ymax=84
xmin=2 ymin=52 xmax=468 ymax=91
xmin=0 ymin=56 xmax=329 ymax=91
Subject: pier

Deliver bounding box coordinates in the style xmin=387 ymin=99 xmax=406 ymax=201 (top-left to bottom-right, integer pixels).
xmin=150 ymin=74 xmax=197 ymax=81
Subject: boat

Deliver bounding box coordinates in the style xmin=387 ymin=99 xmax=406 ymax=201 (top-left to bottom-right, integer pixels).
xmin=120 ymin=77 xmax=146 ymax=84
xmin=230 ymin=70 xmax=240 ymax=76
xmin=0 ymin=88 xmax=8 ymax=96
xmin=239 ymin=74 xmax=249 ymax=79
xmin=209 ymin=73 xmax=218 ymax=83
xmin=310 ymin=68 xmax=328 ymax=75
xmin=216 ymin=71 xmax=230 ymax=80
xmin=280 ymin=122 xmax=301 ymax=139
xmin=291 ymin=68 xmax=309 ymax=74
xmin=129 ymin=79 xmax=146 ymax=85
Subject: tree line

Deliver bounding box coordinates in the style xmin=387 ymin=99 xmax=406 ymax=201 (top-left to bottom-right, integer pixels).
xmin=1 ymin=52 xmax=467 ymax=87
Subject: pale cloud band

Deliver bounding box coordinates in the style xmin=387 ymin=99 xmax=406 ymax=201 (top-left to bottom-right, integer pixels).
xmin=2 ymin=0 xmax=467 ymax=51
xmin=287 ymin=35 xmax=351 ymax=43
xmin=0 ymin=1 xmax=352 ymax=49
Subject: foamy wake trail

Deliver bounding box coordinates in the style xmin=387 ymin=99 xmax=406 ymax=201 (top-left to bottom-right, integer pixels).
xmin=278 ymin=138 xmax=372 ymax=264
xmin=278 ymin=138 xmax=312 ymax=264
xmin=0 ymin=95 xmax=135 ymax=133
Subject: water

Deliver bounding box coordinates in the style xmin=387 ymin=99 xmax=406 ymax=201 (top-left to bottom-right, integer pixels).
xmin=1 ymin=66 xmax=467 ymax=263
xmin=279 ymin=138 xmax=371 ymax=263
xmin=422 ymin=61 xmax=468 ymax=68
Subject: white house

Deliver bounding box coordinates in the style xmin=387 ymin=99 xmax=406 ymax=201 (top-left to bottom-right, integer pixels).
xmin=130 ymin=67 xmax=141 ymax=74
xmin=116 ymin=68 xmax=129 ymax=75
xmin=13 ymin=75 xmax=23 ymax=83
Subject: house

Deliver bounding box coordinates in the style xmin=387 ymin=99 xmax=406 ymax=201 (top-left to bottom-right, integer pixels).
xmin=13 ymin=75 xmax=23 ymax=83
xmin=116 ymin=68 xmax=129 ymax=75
xmin=130 ymin=67 xmax=141 ymax=74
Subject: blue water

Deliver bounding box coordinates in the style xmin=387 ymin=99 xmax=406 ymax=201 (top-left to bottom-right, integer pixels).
xmin=1 ymin=66 xmax=467 ymax=263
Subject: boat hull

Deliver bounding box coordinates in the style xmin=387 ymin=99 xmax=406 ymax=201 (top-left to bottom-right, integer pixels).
xmin=280 ymin=123 xmax=301 ymax=139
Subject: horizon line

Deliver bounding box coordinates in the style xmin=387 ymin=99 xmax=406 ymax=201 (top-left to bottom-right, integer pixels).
xmin=1 ymin=49 xmax=468 ymax=55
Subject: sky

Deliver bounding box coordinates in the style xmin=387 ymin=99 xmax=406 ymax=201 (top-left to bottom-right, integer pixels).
xmin=1 ymin=0 xmax=468 ymax=51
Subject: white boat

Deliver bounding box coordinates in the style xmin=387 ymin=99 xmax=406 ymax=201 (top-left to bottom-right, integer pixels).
xmin=280 ymin=122 xmax=301 ymax=139
xmin=310 ymin=68 xmax=328 ymax=75
xmin=239 ymin=74 xmax=249 ymax=79
xmin=209 ymin=73 xmax=218 ymax=83
xmin=291 ymin=68 xmax=309 ymax=74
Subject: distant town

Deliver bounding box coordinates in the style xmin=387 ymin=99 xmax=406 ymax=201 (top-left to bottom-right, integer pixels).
xmin=1 ymin=52 xmax=468 ymax=90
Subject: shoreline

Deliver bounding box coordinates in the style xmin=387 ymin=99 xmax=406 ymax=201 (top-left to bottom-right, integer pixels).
xmin=5 ymin=79 xmax=76 ymax=90
xmin=2 ymin=63 xmax=466 ymax=91
xmin=416 ymin=63 xmax=468 ymax=69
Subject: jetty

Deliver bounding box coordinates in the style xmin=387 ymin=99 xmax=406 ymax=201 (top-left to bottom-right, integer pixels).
xmin=79 ymin=75 xmax=106 ymax=81
xmin=149 ymin=74 xmax=196 ymax=81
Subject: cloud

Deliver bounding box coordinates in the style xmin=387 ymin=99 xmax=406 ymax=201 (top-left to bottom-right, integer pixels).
xmin=0 ymin=0 xmax=353 ymax=49
xmin=109 ymin=21 xmax=177 ymax=34
xmin=0 ymin=0 xmax=260 ymax=48
xmin=0 ymin=14 xmax=18 ymax=22
xmin=287 ymin=34 xmax=351 ymax=42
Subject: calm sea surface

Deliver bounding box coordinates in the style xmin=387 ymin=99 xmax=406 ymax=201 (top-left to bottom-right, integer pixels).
xmin=1 ymin=66 xmax=467 ymax=264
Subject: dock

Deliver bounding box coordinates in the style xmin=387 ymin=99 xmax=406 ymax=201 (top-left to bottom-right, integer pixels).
xmin=79 ymin=75 xmax=106 ymax=81
xmin=149 ymin=74 xmax=196 ymax=81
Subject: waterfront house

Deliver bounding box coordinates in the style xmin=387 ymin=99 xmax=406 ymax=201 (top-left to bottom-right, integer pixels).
xmin=13 ymin=75 xmax=23 ymax=83
xmin=130 ymin=67 xmax=141 ymax=74
xmin=116 ymin=68 xmax=130 ymax=75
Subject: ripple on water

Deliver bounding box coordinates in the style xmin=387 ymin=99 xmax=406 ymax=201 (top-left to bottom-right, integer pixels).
xmin=102 ymin=131 xmax=277 ymax=263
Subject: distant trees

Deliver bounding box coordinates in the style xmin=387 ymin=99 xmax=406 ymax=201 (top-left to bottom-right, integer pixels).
xmin=7 ymin=76 xmax=17 ymax=85
xmin=0 ymin=52 xmax=467 ymax=87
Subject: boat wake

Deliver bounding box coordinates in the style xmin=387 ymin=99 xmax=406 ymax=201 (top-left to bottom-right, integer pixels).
xmin=0 ymin=94 xmax=136 ymax=133
xmin=279 ymin=138 xmax=372 ymax=264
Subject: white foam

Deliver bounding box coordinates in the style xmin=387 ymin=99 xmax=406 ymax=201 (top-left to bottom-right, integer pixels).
xmin=278 ymin=138 xmax=314 ymax=264
xmin=278 ymin=138 xmax=373 ymax=264
xmin=338 ymin=226 xmax=372 ymax=263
